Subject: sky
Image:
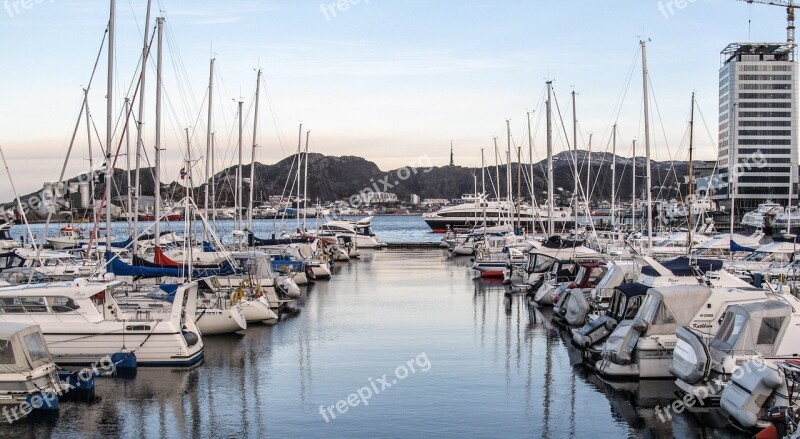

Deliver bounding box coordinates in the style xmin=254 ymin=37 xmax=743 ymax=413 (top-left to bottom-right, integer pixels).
xmin=0 ymin=0 xmax=791 ymax=198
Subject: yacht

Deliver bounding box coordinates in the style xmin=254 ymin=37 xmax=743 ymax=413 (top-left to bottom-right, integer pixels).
xmin=741 ymin=200 xmax=784 ymax=234
xmin=0 ymin=279 xmax=204 ymax=367
xmin=422 ymin=194 xmax=574 ymax=233
xmin=320 ymin=217 xmax=385 ymax=249
xmin=46 ymin=226 xmax=85 ymax=250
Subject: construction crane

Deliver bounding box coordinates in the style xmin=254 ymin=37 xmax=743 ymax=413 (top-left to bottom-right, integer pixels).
xmin=739 ymin=0 xmax=796 ymax=60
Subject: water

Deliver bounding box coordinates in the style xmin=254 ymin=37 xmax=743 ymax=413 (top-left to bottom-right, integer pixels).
xmin=9 ymin=215 xmax=439 ymax=246
xmin=0 ymin=249 xmax=747 ymax=438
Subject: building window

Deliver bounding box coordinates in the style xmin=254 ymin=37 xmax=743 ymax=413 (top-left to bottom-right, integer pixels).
xmin=739 ymin=120 xmax=791 ymax=127
xmin=738 ymin=93 xmax=792 ymax=99
xmin=739 ymin=111 xmax=792 ymax=118
xmin=738 ymin=176 xmax=790 ymax=183
xmin=738 ymin=148 xmax=791 ymax=155
xmin=739 ymin=83 xmax=792 ymax=90
xmin=739 ymin=139 xmax=791 ymax=145
xmin=738 ymin=130 xmax=792 ymax=136
xmin=739 ymin=102 xmax=791 ymax=109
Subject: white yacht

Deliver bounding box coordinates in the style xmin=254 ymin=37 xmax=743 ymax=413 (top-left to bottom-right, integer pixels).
xmin=46 ymin=226 xmax=85 ymax=250
xmin=0 ymin=279 xmax=204 ymax=367
xmin=422 ymin=194 xmax=574 ymax=233
xmin=741 ymin=200 xmax=784 ymax=234
xmin=320 ymin=217 xmax=385 ymax=249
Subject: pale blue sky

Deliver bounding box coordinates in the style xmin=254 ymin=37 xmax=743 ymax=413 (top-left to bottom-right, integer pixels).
xmin=0 ymin=0 xmax=790 ymax=197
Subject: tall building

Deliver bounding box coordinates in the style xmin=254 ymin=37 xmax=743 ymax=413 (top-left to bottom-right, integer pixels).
xmin=714 ymin=43 xmax=798 ymax=210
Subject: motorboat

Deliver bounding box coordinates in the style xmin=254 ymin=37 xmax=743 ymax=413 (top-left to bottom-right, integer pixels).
xmin=671 ymin=293 xmax=800 ymax=402
xmin=595 ymin=283 xmax=769 ymax=380
xmin=0 ymin=279 xmax=204 ymax=367
xmin=46 ymin=226 xmax=85 ymax=250
xmin=0 ymin=322 xmax=63 ymax=417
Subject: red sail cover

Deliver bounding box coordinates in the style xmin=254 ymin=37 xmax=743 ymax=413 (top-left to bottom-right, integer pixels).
xmin=154 ymin=246 xmax=181 ymax=267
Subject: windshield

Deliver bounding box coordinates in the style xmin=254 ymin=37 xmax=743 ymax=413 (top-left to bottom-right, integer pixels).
xmin=23 ymin=332 xmax=47 ymax=362
xmin=636 ymin=294 xmax=661 ymax=325
xmin=527 ymin=254 xmax=556 ymax=273
xmin=714 ymin=311 xmax=747 ymax=351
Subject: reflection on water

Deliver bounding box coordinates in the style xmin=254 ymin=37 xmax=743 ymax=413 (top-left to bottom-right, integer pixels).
xmin=1 ymin=250 xmax=751 ymax=438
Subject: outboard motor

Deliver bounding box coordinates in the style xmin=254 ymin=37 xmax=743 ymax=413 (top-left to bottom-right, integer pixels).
xmin=563 ymin=289 xmax=590 ymax=327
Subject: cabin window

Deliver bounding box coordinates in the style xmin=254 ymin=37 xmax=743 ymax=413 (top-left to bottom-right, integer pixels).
xmin=757 ymin=317 xmax=785 ymax=345
xmin=43 ymin=259 xmax=59 ymax=267
xmin=0 ymin=298 xmax=24 ymax=313
xmin=125 ymin=325 xmax=151 ymax=331
xmin=0 ymin=340 xmax=14 ymax=364
xmin=715 ymin=312 xmax=748 ymax=350
xmin=20 ymin=297 xmax=47 ymax=313
xmin=49 ymin=297 xmax=80 ymax=313
xmin=23 ymin=333 xmax=48 ymax=362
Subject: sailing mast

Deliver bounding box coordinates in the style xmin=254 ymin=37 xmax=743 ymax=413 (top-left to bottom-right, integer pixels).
xmin=248 ymin=69 xmax=262 ymax=232
xmin=204 ymin=58 xmax=215 ymax=240
xmin=124 ymin=98 xmax=132 ymax=234
xmin=295 ymin=124 xmax=302 ymax=230
xmin=506 ymin=120 xmax=513 ymax=228
xmin=632 ymin=140 xmax=637 ymax=232
xmin=687 ymin=92 xmax=695 ymax=254
xmin=104 ymin=0 xmax=115 ymax=249
xmin=133 ymin=0 xmax=152 ymax=257
xmin=153 ymin=16 xmax=164 ymax=246
xmin=303 ymin=130 xmax=310 ymax=231
xmin=572 ymin=91 xmax=579 ymax=221
xmin=527 ymin=110 xmax=534 ymax=233
xmin=586 ymin=133 xmax=592 ymax=208
xmin=494 ymin=137 xmax=500 ymax=201
xmin=84 ymin=89 xmax=97 ymax=246
xmin=641 ymin=40 xmax=654 ymax=252
xmin=546 ymin=81 xmax=554 ymax=236
xmin=611 ymin=124 xmax=617 ymax=231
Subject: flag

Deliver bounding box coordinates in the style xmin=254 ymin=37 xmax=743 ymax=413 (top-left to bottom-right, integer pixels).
xmin=180 ymin=167 xmax=187 ymax=180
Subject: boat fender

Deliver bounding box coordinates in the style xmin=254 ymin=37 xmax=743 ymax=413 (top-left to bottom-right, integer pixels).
xmin=604 ymin=319 xmax=618 ymax=331
xmin=111 ymin=351 xmax=137 ymax=373
xmin=182 ymin=331 xmax=200 ymax=347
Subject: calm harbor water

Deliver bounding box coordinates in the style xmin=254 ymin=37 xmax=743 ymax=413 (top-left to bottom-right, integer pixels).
xmin=0 ymin=244 xmax=747 ymax=438
xmin=10 ymin=215 xmax=440 ymax=246
xmin=0 ymin=250 xmax=748 ymax=438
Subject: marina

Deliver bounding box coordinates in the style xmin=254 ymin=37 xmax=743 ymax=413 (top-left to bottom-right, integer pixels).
xmin=4 ymin=1 xmax=800 ymax=438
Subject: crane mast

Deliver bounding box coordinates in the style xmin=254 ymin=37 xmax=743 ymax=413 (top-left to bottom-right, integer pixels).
xmin=741 ymin=0 xmax=796 ymax=60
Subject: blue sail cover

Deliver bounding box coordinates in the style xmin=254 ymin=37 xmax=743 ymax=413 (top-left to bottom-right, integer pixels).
xmin=730 ymin=240 xmax=756 ymax=252
xmin=641 ymin=256 xmax=723 ymax=277
xmin=105 ymin=252 xmax=238 ymax=278
xmin=271 ymin=254 xmax=307 ymax=272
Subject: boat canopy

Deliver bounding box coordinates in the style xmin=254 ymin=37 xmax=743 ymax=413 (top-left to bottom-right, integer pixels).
xmin=0 ymin=322 xmax=52 ymax=374
xmin=712 ymin=300 xmax=792 ymax=356
xmin=640 ymin=256 xmax=722 ymax=277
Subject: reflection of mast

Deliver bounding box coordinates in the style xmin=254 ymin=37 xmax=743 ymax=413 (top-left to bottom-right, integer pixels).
xmin=542 ymin=316 xmax=553 ymax=437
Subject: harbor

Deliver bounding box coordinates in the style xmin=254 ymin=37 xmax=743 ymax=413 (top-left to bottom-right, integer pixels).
xmin=4 ymin=1 xmax=800 ymax=438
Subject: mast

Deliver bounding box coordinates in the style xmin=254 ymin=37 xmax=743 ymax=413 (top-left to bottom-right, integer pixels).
xmin=546 ymin=81 xmax=554 ymax=235
xmin=688 ymin=93 xmax=695 ymax=254
xmin=124 ymin=98 xmax=132 ymax=234
xmin=303 ymin=130 xmax=310 ymax=231
xmin=611 ymin=124 xmax=617 ymax=231
xmin=133 ymin=0 xmax=152 ymax=256
xmin=632 ymin=140 xmax=636 ymax=232
xmin=506 ymin=119 xmax=513 ymax=227
xmin=527 ymin=110 xmax=534 ymax=230
xmin=494 ymin=138 xmax=501 ymax=201
xmin=481 ymin=148 xmax=486 ymax=223
xmin=295 ymin=123 xmax=302 ymax=229
xmin=248 ymin=68 xmax=262 ymax=232
xmin=204 ymin=58 xmax=215 ymax=239
xmin=104 ymin=0 xmax=115 ymax=249
xmin=586 ymin=133 xmax=592 ymax=207
xmin=236 ymin=99 xmax=244 ymax=235
xmin=211 ymin=132 xmax=217 ymax=223
xmin=153 ymin=16 xmax=164 ymax=246
xmin=641 ymin=40 xmax=654 ymax=252
xmin=84 ymin=89 xmax=98 ymax=246
xmin=572 ymin=90 xmax=578 ymax=217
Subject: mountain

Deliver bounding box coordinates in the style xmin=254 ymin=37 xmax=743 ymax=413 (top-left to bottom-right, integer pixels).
xmin=5 ymin=151 xmax=709 ymax=219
